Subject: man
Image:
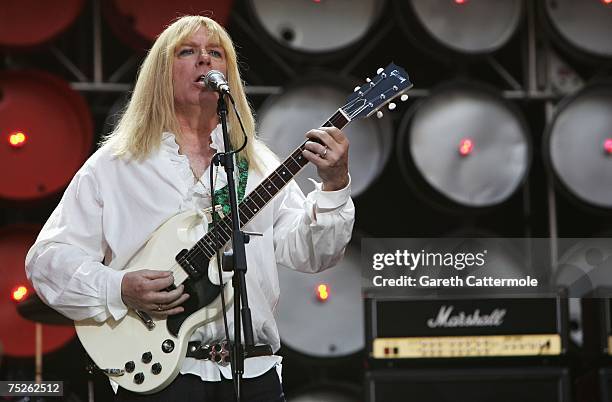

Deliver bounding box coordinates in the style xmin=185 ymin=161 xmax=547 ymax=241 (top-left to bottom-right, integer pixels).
xmin=25 ymin=15 xmax=354 ymax=402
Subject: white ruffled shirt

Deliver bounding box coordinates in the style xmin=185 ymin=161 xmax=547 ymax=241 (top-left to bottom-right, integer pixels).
xmin=25 ymin=125 xmax=355 ymax=387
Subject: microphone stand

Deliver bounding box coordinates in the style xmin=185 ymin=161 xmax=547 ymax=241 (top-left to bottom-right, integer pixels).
xmin=214 ymin=93 xmax=272 ymax=402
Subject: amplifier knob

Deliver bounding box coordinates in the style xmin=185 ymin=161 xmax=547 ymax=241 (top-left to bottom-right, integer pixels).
xmin=134 ymin=372 xmax=144 ymax=384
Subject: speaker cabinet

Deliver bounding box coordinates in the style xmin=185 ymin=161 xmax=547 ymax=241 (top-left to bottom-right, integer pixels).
xmin=366 ymin=367 xmax=570 ymax=402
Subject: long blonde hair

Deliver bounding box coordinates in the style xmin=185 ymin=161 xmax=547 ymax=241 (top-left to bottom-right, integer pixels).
xmin=103 ymin=15 xmax=263 ymax=171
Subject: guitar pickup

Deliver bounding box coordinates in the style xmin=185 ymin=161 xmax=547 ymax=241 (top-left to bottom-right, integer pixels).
xmin=201 ymin=205 xmax=224 ymax=222
xmin=175 ymin=248 xmax=206 ymax=280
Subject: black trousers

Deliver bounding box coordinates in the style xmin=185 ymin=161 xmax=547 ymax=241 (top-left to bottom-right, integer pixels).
xmin=115 ymin=368 xmax=285 ymax=402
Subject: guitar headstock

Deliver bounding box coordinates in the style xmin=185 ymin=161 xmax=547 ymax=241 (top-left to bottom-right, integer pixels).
xmin=342 ymin=63 xmax=413 ymax=121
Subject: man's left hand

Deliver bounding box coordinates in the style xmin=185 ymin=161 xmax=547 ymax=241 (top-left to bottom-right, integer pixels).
xmin=302 ymin=127 xmax=349 ymax=191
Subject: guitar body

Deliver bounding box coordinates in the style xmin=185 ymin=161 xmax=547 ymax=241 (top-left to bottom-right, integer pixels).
xmin=75 ymin=210 xmax=233 ymax=394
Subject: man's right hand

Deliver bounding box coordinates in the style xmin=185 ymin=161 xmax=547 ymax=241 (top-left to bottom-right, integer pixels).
xmin=121 ymin=270 xmax=190 ymax=317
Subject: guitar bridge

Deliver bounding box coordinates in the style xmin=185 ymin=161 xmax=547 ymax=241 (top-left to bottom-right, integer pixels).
xmin=101 ymin=368 xmax=125 ymax=376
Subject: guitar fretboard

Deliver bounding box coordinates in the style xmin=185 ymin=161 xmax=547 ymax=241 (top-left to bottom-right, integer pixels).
xmin=180 ymin=109 xmax=350 ymax=266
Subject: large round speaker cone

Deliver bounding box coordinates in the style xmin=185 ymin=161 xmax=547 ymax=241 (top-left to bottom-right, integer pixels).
xmin=397 ymin=83 xmax=530 ymax=209
xmin=248 ymin=0 xmax=383 ymax=55
xmin=542 ymin=0 xmax=612 ymax=59
xmin=394 ymin=0 xmax=522 ymax=57
xmin=545 ymin=84 xmax=612 ymax=210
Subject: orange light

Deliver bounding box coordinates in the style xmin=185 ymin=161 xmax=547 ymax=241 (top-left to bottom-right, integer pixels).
xmin=605 ymin=138 xmax=612 ymax=155
xmin=12 ymin=285 xmax=28 ymax=302
xmin=458 ymin=138 xmax=474 ymax=156
xmin=8 ymin=131 xmax=27 ymax=148
xmin=316 ymin=284 xmax=330 ymax=302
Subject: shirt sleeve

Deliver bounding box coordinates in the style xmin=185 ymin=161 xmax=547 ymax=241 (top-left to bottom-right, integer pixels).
xmin=25 ymin=165 xmax=128 ymax=322
xmin=272 ymin=176 xmax=355 ymax=273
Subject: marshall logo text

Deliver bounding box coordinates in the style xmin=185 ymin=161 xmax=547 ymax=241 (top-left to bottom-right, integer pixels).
xmin=426 ymin=305 xmax=507 ymax=328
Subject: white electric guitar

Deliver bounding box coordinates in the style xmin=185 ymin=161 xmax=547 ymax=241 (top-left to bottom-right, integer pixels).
xmin=74 ymin=63 xmax=412 ymax=394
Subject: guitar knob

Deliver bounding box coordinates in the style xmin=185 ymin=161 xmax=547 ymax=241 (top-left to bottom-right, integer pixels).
xmin=365 ymin=78 xmax=371 ymax=83
xmin=152 ymin=363 xmax=162 ymax=375
xmin=134 ymin=373 xmax=145 ymax=384
xmin=388 ymin=103 xmax=396 ymax=111
xmin=376 ymin=111 xmax=384 ymax=119
xmin=125 ymin=361 xmax=135 ymax=373
xmin=401 ymin=94 xmax=409 ymax=102
xmin=162 ymin=339 xmax=175 ymax=353
xmin=142 ymin=352 xmax=152 ymax=364
xmin=377 ymin=67 xmax=384 ymax=74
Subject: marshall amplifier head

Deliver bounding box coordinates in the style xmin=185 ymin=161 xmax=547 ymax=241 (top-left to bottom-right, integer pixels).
xmin=365 ymin=296 xmax=569 ymax=361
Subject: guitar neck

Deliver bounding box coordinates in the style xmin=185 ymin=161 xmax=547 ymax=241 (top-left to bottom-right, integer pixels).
xmin=193 ymin=108 xmax=350 ymax=259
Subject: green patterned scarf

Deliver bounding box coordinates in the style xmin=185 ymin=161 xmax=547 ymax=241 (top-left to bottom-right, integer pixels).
xmin=212 ymin=158 xmax=249 ymax=221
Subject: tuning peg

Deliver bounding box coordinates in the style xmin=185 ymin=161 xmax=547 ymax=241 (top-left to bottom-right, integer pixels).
xmin=400 ymin=94 xmax=409 ymax=102
xmin=354 ymin=86 xmax=361 ymax=92
xmin=376 ymin=67 xmax=384 ymax=74
xmin=376 ymin=111 xmax=384 ymax=119
xmin=388 ymin=102 xmax=396 ymax=111
xmin=366 ymin=78 xmax=371 ymax=83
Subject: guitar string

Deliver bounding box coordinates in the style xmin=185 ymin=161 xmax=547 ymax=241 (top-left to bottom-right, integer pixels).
xmin=176 ymin=110 xmax=348 ymax=279
xmin=180 ymin=111 xmax=346 ymax=265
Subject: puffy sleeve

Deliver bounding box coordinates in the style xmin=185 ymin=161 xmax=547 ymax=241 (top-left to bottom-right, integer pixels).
xmin=25 ymin=165 xmax=127 ymax=322
xmin=272 ymin=176 xmax=355 ymax=273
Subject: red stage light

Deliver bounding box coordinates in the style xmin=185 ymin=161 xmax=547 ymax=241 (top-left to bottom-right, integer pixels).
xmin=454 ymin=0 xmax=467 ymax=4
xmin=8 ymin=131 xmax=27 ymax=148
xmin=458 ymin=138 xmax=474 ymax=156
xmin=313 ymin=0 xmax=321 ymax=3
xmin=316 ymin=284 xmax=330 ymax=302
xmin=12 ymin=285 xmax=28 ymax=302
xmin=604 ymin=138 xmax=612 ymax=154
xmin=603 ymin=0 xmax=612 ymax=5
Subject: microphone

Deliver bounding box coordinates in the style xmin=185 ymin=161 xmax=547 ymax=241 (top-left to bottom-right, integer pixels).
xmin=203 ymin=70 xmax=230 ymax=94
